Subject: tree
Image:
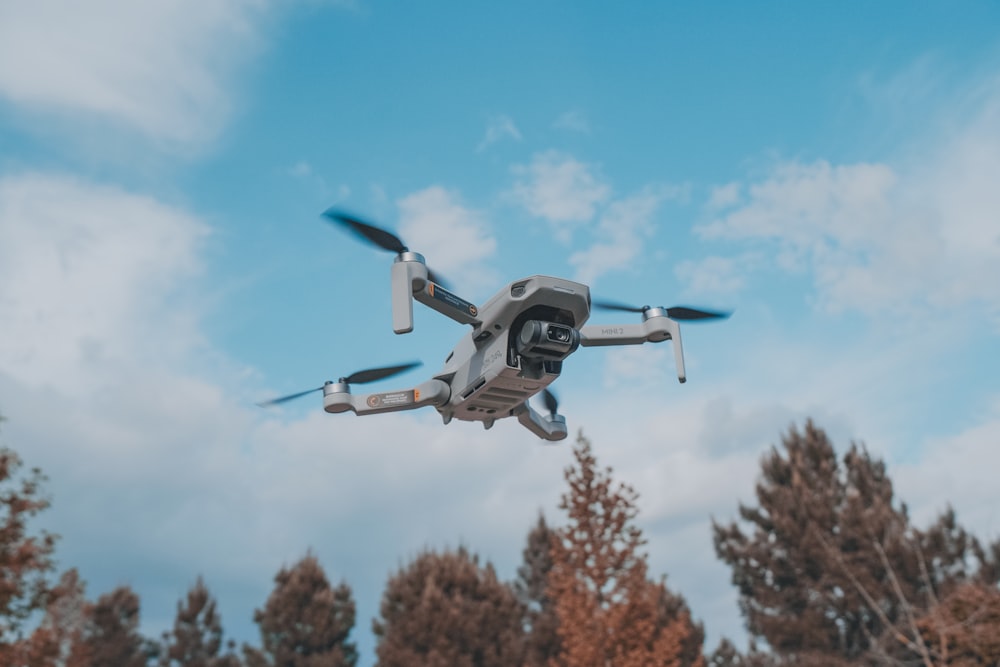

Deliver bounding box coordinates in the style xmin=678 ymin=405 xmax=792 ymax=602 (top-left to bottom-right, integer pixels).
xmin=0 ymin=446 xmax=58 ymax=644
xmin=916 ymin=580 xmax=1000 ymax=664
xmin=713 ymin=420 xmax=1000 ymax=664
xmin=160 ymin=577 xmax=241 ymax=667
xmin=21 ymin=568 xmax=89 ymax=667
xmin=0 ymin=418 xmax=59 ymax=665
xmin=68 ymin=585 xmax=153 ymax=667
xmin=244 ymin=553 xmax=357 ymax=667
xmin=548 ymin=433 xmax=704 ymax=667
xmin=515 ymin=514 xmax=560 ymax=667
xmin=373 ymin=546 xmax=526 ymax=667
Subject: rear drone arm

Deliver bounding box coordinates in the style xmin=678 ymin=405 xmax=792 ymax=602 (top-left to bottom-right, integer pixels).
xmin=392 ymin=254 xmax=481 ymax=333
xmin=579 ymin=311 xmax=687 ymax=382
xmin=510 ymin=402 xmax=568 ymax=441
xmin=323 ymin=378 xmax=451 ymax=415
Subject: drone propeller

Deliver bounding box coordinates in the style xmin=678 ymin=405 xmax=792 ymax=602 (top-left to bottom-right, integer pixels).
xmin=322 ymin=209 xmax=449 ymax=288
xmin=257 ymin=361 xmax=422 ymax=408
xmin=592 ymin=299 xmax=731 ymax=321
xmin=541 ymin=388 xmax=559 ymax=418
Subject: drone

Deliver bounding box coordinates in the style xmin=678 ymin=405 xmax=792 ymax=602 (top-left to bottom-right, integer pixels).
xmin=257 ymin=210 xmax=730 ymax=441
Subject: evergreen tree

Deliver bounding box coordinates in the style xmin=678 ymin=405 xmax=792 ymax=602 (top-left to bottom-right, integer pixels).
xmin=160 ymin=577 xmax=241 ymax=667
xmin=68 ymin=585 xmax=152 ymax=667
xmin=0 ymin=437 xmax=59 ymax=662
xmin=548 ymin=433 xmax=703 ymax=667
xmin=24 ymin=568 xmax=88 ymax=667
xmin=713 ymin=420 xmax=1000 ymax=664
xmin=372 ymin=546 xmax=526 ymax=667
xmin=514 ymin=514 xmax=560 ymax=667
xmin=915 ymin=580 xmax=1000 ymax=663
xmin=244 ymin=553 xmax=357 ymax=667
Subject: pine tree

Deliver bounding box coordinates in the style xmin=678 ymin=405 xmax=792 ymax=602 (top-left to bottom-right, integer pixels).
xmin=514 ymin=513 xmax=560 ymax=667
xmin=372 ymin=546 xmax=526 ymax=667
xmin=244 ymin=553 xmax=357 ymax=667
xmin=548 ymin=433 xmax=704 ymax=667
xmin=0 ymin=438 xmax=59 ymax=662
xmin=713 ymin=420 xmax=1000 ymax=663
xmin=68 ymin=585 xmax=152 ymax=667
xmin=916 ymin=580 xmax=1000 ymax=663
xmin=160 ymin=577 xmax=240 ymax=667
xmin=23 ymin=568 xmax=88 ymax=667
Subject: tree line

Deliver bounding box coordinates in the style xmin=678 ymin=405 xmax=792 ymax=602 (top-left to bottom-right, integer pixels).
xmin=2 ymin=416 xmax=999 ymax=666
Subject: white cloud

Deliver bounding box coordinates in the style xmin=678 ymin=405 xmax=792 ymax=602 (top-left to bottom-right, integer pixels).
xmin=894 ymin=402 xmax=1000 ymax=537
xmin=696 ymin=83 xmax=1000 ymax=318
xmin=674 ymin=254 xmax=754 ymax=296
xmin=509 ymin=150 xmax=611 ymax=238
xmin=706 ymin=182 xmax=740 ymax=210
xmin=0 ymin=0 xmax=268 ymax=150
xmin=0 ymin=172 xmax=208 ymax=393
xmin=477 ymin=114 xmax=522 ymax=151
xmin=553 ymin=109 xmax=590 ymax=134
xmin=397 ymin=186 xmax=498 ymax=291
xmin=569 ymin=185 xmax=682 ymax=285
xmin=289 ymin=161 xmax=312 ymax=178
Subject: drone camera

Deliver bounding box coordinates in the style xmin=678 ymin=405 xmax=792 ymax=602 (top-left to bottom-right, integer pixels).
xmin=516 ymin=320 xmax=580 ymax=360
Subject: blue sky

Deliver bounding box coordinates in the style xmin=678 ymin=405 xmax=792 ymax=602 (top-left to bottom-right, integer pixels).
xmin=2 ymin=1 xmax=1000 ymax=662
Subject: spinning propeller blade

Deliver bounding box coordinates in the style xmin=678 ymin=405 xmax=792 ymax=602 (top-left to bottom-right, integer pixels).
xmin=323 ymin=209 xmax=407 ymax=253
xmin=257 ymin=361 xmax=422 ymax=408
xmin=256 ymin=386 xmax=324 ymax=407
xmin=592 ymin=299 xmax=646 ymax=313
xmin=664 ymin=306 xmax=731 ymax=321
xmin=322 ymin=209 xmax=450 ymax=288
xmin=541 ymin=388 xmax=559 ymax=418
xmin=341 ymin=361 xmax=422 ymax=385
xmin=593 ymin=299 xmax=730 ymax=321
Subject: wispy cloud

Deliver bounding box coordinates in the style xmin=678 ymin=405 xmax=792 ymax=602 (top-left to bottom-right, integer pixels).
xmin=569 ymin=185 xmax=685 ymax=286
xmin=0 ymin=0 xmax=270 ymax=151
xmin=477 ymin=114 xmax=522 ymax=152
xmin=697 ymin=79 xmax=1000 ymax=320
xmin=674 ymin=254 xmax=757 ymax=296
xmin=397 ymin=186 xmax=498 ymax=292
xmin=0 ymin=172 xmax=207 ymax=392
xmin=553 ymin=109 xmax=590 ymax=134
xmin=509 ymin=150 xmax=611 ymax=240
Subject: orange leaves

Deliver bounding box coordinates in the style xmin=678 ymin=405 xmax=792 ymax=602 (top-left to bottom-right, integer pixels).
xmin=547 ymin=434 xmax=703 ymax=667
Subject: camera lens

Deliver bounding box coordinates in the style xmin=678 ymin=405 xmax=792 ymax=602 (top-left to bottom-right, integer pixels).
xmin=548 ymin=326 xmax=569 ymax=342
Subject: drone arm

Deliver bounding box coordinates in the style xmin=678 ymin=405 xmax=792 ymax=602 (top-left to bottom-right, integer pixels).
xmin=413 ymin=283 xmax=481 ymax=327
xmin=391 ymin=255 xmax=481 ymax=332
xmin=511 ymin=402 xmax=568 ymax=441
xmin=579 ymin=316 xmax=687 ymax=383
xmin=323 ymin=379 xmax=451 ymax=416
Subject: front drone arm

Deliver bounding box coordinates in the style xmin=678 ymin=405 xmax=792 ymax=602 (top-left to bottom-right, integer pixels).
xmin=391 ymin=254 xmax=481 ymax=334
xmin=579 ymin=314 xmax=687 ymax=383
xmin=323 ymin=378 xmax=450 ymax=415
xmin=510 ymin=402 xmax=568 ymax=441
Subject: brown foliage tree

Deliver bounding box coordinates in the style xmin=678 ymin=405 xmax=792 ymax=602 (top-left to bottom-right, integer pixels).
xmin=160 ymin=577 xmax=241 ymax=667
xmin=713 ymin=420 xmax=1000 ymax=664
xmin=0 ymin=439 xmax=59 ymax=662
xmin=372 ymin=546 xmax=526 ymax=667
xmin=21 ymin=568 xmax=89 ymax=667
xmin=68 ymin=585 xmax=152 ymax=667
xmin=548 ymin=433 xmax=704 ymax=667
xmin=244 ymin=553 xmax=357 ymax=667
xmin=515 ymin=514 xmax=560 ymax=667
xmin=916 ymin=581 xmax=1000 ymax=664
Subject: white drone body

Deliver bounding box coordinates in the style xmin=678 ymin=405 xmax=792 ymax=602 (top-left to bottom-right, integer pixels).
xmin=259 ymin=211 xmax=726 ymax=442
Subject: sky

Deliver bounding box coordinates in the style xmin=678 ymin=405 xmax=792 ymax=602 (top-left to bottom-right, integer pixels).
xmin=1 ymin=0 xmax=1000 ymax=662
